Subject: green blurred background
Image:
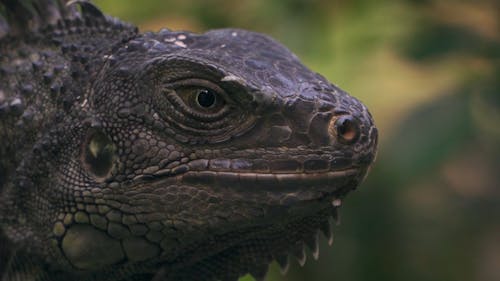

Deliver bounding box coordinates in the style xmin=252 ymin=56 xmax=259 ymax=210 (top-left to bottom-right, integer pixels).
xmin=94 ymin=0 xmax=499 ymax=280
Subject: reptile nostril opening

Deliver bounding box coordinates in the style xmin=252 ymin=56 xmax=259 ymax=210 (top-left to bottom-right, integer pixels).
xmin=330 ymin=115 xmax=360 ymax=144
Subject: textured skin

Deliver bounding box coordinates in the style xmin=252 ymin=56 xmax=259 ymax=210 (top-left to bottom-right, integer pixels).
xmin=0 ymin=1 xmax=378 ymax=281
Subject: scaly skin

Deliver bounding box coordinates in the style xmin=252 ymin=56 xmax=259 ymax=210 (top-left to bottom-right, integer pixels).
xmin=0 ymin=1 xmax=378 ymax=281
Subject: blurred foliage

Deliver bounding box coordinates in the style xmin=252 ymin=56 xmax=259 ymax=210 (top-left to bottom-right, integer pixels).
xmin=94 ymin=0 xmax=499 ymax=280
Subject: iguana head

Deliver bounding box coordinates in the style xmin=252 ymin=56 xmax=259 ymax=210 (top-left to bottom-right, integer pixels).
xmin=1 ymin=10 xmax=377 ymax=281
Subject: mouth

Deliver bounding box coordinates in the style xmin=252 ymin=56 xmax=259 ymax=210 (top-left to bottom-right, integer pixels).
xmin=128 ymin=156 xmax=366 ymax=200
xmin=178 ymin=168 xmax=360 ymax=192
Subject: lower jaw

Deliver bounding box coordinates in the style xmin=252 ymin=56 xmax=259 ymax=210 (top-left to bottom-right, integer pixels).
xmin=101 ymin=170 xmax=361 ymax=277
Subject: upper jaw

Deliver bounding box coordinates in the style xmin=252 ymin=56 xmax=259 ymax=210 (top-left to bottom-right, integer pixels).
xmin=121 ymin=146 xmax=373 ymax=196
xmin=122 ymin=155 xmax=369 ymax=206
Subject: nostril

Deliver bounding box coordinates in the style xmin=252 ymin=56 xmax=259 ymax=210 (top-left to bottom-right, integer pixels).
xmin=330 ymin=115 xmax=360 ymax=144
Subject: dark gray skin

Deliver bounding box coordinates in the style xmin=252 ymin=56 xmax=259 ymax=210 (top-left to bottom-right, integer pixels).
xmin=0 ymin=1 xmax=378 ymax=281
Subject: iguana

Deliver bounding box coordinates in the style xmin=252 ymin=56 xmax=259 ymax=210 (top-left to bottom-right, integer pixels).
xmin=0 ymin=1 xmax=378 ymax=280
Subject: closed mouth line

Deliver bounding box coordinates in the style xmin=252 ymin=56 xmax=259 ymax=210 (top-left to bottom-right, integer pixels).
xmin=182 ymin=168 xmax=358 ymax=179
xmin=176 ymin=168 xmax=359 ymax=190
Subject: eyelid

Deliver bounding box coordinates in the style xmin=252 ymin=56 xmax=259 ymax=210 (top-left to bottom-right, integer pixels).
xmin=164 ymin=78 xmax=231 ymax=103
xmin=162 ymin=79 xmax=232 ymax=121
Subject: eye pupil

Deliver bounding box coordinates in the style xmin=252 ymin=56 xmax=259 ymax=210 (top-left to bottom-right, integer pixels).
xmin=196 ymin=89 xmax=216 ymax=108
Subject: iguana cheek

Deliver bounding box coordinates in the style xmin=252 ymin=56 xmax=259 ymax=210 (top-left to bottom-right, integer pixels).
xmin=61 ymin=225 xmax=124 ymax=270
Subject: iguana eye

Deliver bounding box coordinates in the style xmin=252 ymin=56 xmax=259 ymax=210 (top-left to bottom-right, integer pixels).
xmin=157 ymin=78 xmax=243 ymax=137
xmin=180 ymin=86 xmax=225 ymax=113
xmin=166 ymin=79 xmax=228 ymax=115
xmin=83 ymin=131 xmax=117 ymax=179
